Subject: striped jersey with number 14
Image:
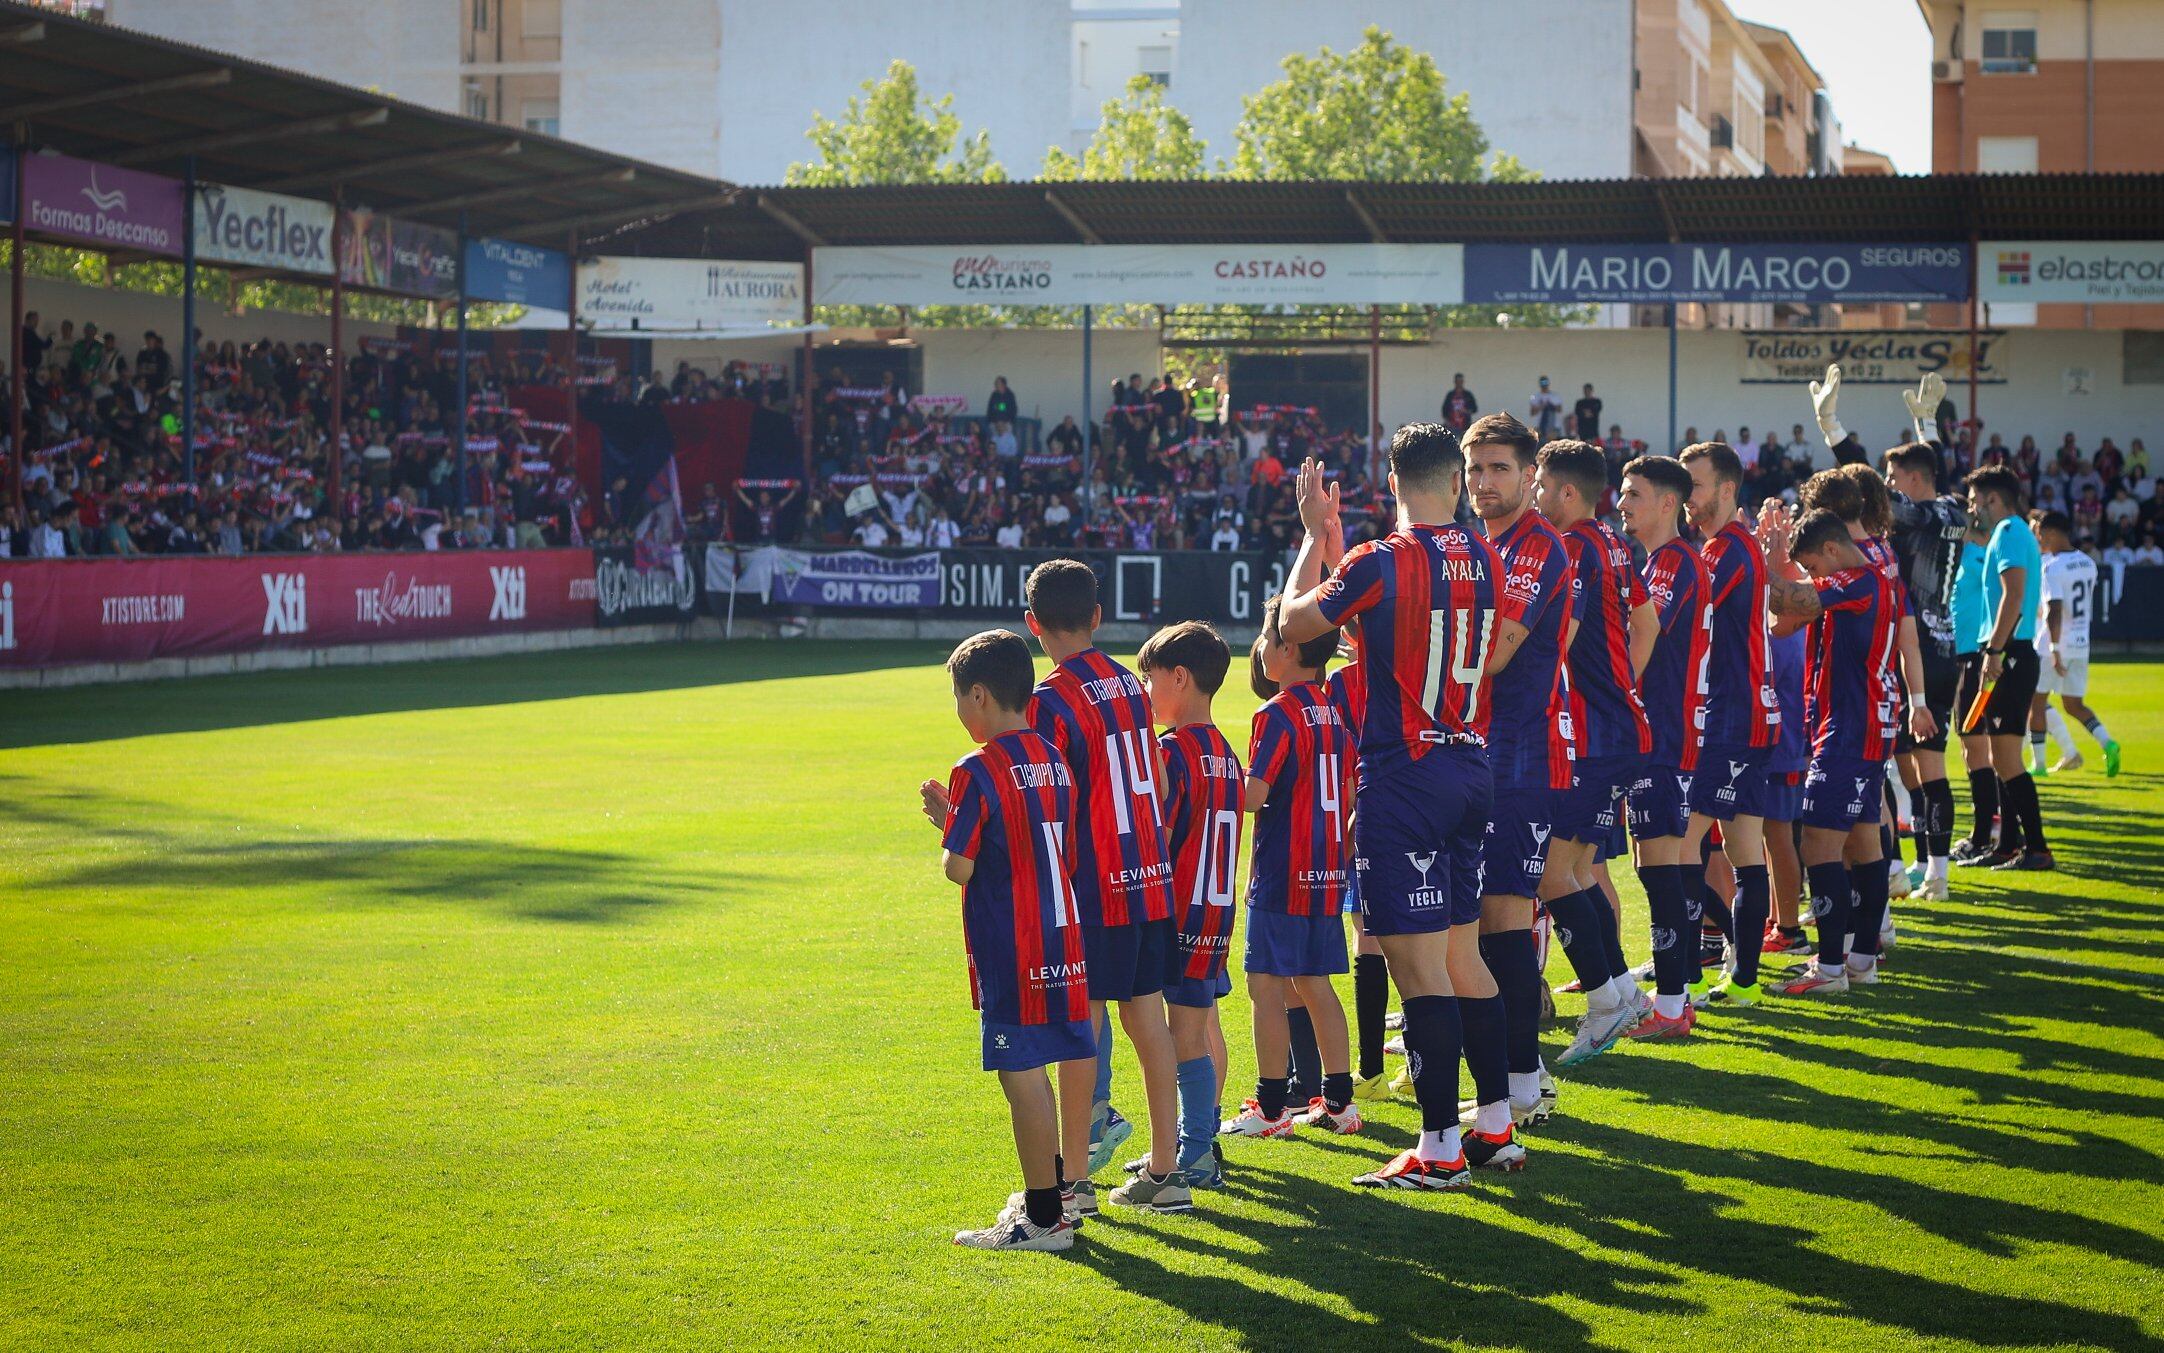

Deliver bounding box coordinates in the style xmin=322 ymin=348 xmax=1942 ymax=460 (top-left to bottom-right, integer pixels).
xmin=1159 ymin=723 xmax=1245 ymax=979
xmin=1027 ymin=649 xmax=1177 ymax=927
xmin=1312 ymin=523 xmax=1509 ymax=776
xmin=1699 ymin=518 xmax=1781 ymax=748
xmin=941 ymin=729 xmax=1091 ymax=1027
xmin=1804 ymin=568 xmax=1903 ymax=761
xmin=1247 ymin=680 xmax=1357 ymax=916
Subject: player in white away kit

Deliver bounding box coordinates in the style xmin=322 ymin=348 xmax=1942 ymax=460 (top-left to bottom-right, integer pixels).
xmin=2032 ymin=512 xmax=2121 ymax=776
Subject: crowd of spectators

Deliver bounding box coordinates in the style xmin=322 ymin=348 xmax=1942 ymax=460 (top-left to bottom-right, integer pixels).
xmin=8 ymin=315 xmax=2157 ymax=570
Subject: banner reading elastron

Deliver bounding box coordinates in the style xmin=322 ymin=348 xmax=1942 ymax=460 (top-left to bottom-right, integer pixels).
xmin=1981 ymin=241 xmax=2164 ymax=305
xmin=813 ymin=244 xmax=1464 ymax=308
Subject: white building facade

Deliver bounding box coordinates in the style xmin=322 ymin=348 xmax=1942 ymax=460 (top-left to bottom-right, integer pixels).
xmin=108 ymin=0 xmax=1635 ymax=186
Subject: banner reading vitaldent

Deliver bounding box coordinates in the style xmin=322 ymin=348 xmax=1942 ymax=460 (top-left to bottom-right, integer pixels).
xmin=1981 ymin=241 xmax=2164 ymax=305
xmin=464 ymin=236 xmax=573 ymax=310
xmin=195 ymin=182 xmax=335 ymax=275
xmin=577 ymin=256 xmax=805 ymax=332
xmin=22 ymin=152 xmax=185 ymax=256
xmin=1465 ymin=242 xmax=1971 ymax=305
xmin=812 ymin=244 xmax=1466 ymax=307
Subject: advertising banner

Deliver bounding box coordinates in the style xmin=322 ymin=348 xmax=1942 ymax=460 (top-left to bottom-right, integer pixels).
xmin=465 ymin=236 xmax=572 ymax=309
xmin=593 ymin=545 xmax=698 ymax=627
xmin=23 ymin=152 xmax=185 ymax=256
xmin=935 ymin=549 xmax=1283 ymax=626
xmin=764 ymin=549 xmax=941 ymax=608
xmin=0 ymin=550 xmax=597 ymax=670
xmin=338 ymin=207 xmax=460 ymax=298
xmin=812 ymin=244 xmax=1464 ymax=308
xmin=577 ymin=256 xmax=805 ymax=332
xmin=1739 ymin=329 xmax=2008 ymax=385
xmin=1465 ymin=242 xmax=1971 ymax=304
xmin=1981 ymin=241 xmax=2164 ymax=305
xmin=194 ymin=182 xmax=335 ymax=275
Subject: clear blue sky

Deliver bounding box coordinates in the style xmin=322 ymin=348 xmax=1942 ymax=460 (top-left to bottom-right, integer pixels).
xmin=1729 ymin=0 xmax=1934 ymax=174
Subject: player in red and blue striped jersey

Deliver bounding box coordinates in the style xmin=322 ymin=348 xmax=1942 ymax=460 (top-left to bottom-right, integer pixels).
xmin=1679 ymin=442 xmax=1786 ymax=1006
xmin=1020 ymin=560 xmax=1191 ymax=1213
xmin=1464 ymin=413 xmax=1574 ymax=1128
xmin=1133 ymin=621 xmax=1243 ymax=1190
xmin=1323 ymin=637 xmax=1395 ymax=1105
xmin=1615 ymin=455 xmax=1710 ymax=1040
xmin=921 ymin=629 xmax=1094 ymax=1251
xmin=1278 ymin=424 xmax=1531 ymax=1190
xmin=1222 ymin=596 xmax=1364 ymax=1142
xmin=1762 ymin=506 xmax=1921 ymax=998
xmin=1533 ymin=440 xmax=1660 ymax=1069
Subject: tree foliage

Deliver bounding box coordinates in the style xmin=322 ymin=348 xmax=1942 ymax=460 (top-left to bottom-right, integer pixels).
xmin=1228 ymin=26 xmax=1531 ymax=183
xmin=786 ymin=60 xmax=1005 ymax=187
xmin=1043 ymin=75 xmax=1206 ymax=182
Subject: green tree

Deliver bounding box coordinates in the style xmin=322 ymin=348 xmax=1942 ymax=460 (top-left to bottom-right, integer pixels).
xmin=1043 ymin=75 xmax=1206 ymax=181
xmin=1228 ymin=26 xmax=1530 ymax=182
xmin=785 ymin=60 xmax=1005 ymax=186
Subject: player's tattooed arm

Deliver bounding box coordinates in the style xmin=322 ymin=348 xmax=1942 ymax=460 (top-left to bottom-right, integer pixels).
xmin=1485 ymin=618 xmax=1531 ymax=674
xmin=1766 ymin=578 xmax=1823 ymax=623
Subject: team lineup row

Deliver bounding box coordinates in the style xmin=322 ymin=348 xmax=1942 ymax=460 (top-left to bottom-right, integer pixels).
xmin=917 ymin=369 xmax=2101 ymax=1251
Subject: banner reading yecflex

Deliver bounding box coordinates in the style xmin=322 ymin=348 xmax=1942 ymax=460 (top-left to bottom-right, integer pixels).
xmin=813 ymin=244 xmax=1467 ymax=307
xmin=1465 ymin=243 xmax=1971 ymax=304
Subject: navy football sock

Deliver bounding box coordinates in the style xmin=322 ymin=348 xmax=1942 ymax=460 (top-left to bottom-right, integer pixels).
xmin=1808 ymin=861 xmax=1852 ymax=968
xmin=1967 ymin=768 xmax=1999 ymax=847
xmin=1456 ymin=993 xmax=1510 ymax=1110
xmin=1638 ymin=863 xmax=1691 ymax=996
xmin=1255 ymin=1076 xmax=1290 ymax=1122
xmin=1850 ymin=858 xmax=1891 ymax=958
xmin=1676 ymin=860 xmax=1709 ymax=984
xmin=1591 ymin=885 xmax=1631 ymax=980
xmin=1542 ymin=889 xmax=1614 ymax=995
xmin=1285 ymin=1006 xmax=1321 ymax=1101
xmin=1731 ymin=864 xmax=1771 ymax=986
xmin=1354 ymin=953 xmax=1389 ymax=1081
xmin=1479 ymin=929 xmax=1542 ymax=1076
xmin=1322 ymin=1071 xmax=1354 ymax=1114
xmin=1399 ymin=994 xmax=1464 ymax=1134
xmin=1175 ymin=1055 xmax=1217 ymax=1170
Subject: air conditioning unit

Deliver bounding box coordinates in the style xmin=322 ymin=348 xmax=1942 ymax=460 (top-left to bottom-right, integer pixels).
xmin=1932 ymin=59 xmax=1962 ymax=82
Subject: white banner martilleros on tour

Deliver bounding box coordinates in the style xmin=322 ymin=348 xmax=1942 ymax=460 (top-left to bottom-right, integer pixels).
xmin=1739 ymin=329 xmax=2009 ymax=386
xmin=1980 ymin=241 xmax=2164 ymax=305
xmin=193 ymin=182 xmax=336 ymax=275
xmin=811 ymin=243 xmax=1466 ymax=307
xmin=576 ymin=256 xmax=805 ymax=332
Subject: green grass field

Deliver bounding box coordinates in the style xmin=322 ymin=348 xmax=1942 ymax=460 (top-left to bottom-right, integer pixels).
xmin=3 ymin=642 xmax=2161 ymax=1351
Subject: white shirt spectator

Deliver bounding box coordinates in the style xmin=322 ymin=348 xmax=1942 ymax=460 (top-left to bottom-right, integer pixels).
xmin=995 ymin=521 xmax=1024 ymax=549
xmin=1210 ymin=522 xmax=1241 ymax=551
xmin=2103 ymin=543 xmax=2135 ymax=569
xmin=929 ymin=514 xmax=961 ymax=549
xmin=854 ymin=518 xmax=890 ymax=548
xmin=1043 ymin=500 xmax=1072 ymax=531
xmin=881 ymin=487 xmax=917 ymax=521
xmin=898 ymin=522 xmax=927 ymax=548
xmin=2133 ymin=544 xmax=2164 ymax=565
xmin=992 ymin=425 xmax=1018 ymax=460
xmin=2106 ymin=495 xmax=2140 ymax=532
xmin=32 ymin=521 xmax=64 ymax=557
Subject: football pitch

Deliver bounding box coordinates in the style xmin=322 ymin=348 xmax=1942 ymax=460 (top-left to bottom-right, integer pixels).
xmin=3 ymin=642 xmax=2161 ymax=1351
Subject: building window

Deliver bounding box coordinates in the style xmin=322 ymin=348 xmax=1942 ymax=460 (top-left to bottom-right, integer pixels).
xmin=465 ymin=84 xmax=488 ymax=119
xmin=522 ymin=98 xmax=560 ymax=137
xmin=1980 ymin=12 xmax=2037 ymax=73
xmin=1138 ymin=45 xmax=1172 ymax=87
xmin=473 ymin=0 xmax=489 ymax=32
xmin=1977 ymin=135 xmax=2038 ymax=173
xmin=524 ymin=0 xmax=560 ymax=39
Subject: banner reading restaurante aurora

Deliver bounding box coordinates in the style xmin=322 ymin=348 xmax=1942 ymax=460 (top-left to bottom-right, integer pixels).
xmin=1465 ymin=242 xmax=1971 ymax=305
xmin=812 ymin=244 xmax=1467 ymax=307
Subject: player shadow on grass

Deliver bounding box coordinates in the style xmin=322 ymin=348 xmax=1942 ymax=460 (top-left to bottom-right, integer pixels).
xmin=6 ymin=775 xmax=728 ymax=926
xmin=1079 ymin=1136 xmax=2154 ymax=1349
xmin=0 ymin=639 xmax=952 ymax=750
